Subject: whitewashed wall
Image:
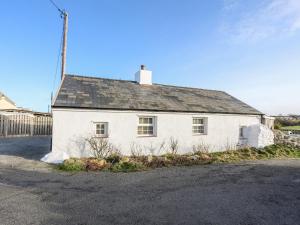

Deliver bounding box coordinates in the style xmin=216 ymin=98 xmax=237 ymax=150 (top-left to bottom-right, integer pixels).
xmin=51 ymin=108 xmax=262 ymax=157
xmin=0 ymin=98 xmax=17 ymax=110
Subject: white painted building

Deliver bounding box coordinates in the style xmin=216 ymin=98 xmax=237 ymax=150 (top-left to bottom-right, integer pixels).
xmin=0 ymin=91 xmax=17 ymax=110
xmin=49 ymin=66 xmax=274 ymax=160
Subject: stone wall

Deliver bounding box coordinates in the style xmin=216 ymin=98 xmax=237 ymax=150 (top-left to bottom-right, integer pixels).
xmin=274 ymin=130 xmax=300 ymax=147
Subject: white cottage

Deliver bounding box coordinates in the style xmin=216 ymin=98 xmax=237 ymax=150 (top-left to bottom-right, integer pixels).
xmin=50 ymin=66 xmax=273 ymax=160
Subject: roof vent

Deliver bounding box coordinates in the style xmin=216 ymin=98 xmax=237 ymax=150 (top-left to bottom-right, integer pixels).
xmin=135 ymin=65 xmax=152 ymax=85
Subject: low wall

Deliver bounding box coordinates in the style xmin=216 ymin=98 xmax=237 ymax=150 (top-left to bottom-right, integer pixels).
xmin=274 ymin=130 xmax=300 ymax=147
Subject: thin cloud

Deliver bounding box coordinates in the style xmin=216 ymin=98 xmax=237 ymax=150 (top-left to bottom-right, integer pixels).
xmin=221 ymin=0 xmax=300 ymax=42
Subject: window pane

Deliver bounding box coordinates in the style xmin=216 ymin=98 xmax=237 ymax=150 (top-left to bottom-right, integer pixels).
xmin=137 ymin=125 xmax=154 ymax=135
xmin=95 ymin=123 xmax=107 ymax=136
xmin=193 ymin=125 xmax=204 ymax=134
xmin=138 ymin=126 xmax=142 ymax=134
xmin=193 ymin=118 xmax=204 ymax=124
xmin=139 ymin=117 xmax=154 ymax=125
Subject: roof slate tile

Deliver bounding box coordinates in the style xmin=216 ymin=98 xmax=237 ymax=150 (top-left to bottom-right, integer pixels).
xmin=53 ymin=74 xmax=262 ymax=115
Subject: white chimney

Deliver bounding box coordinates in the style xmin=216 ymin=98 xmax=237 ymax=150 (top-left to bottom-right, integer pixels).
xmin=135 ymin=65 xmax=152 ymax=85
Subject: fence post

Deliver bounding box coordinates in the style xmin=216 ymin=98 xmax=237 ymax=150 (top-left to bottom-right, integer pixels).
xmin=4 ymin=116 xmax=8 ymax=137
xmin=30 ymin=116 xmax=34 ymax=136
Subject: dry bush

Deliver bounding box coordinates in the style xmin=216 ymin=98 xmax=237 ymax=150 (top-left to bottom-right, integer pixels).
xmin=85 ymin=158 xmax=108 ymax=171
xmin=157 ymin=140 xmax=166 ymax=155
xmin=145 ymin=156 xmax=168 ymax=168
xmin=145 ymin=143 xmax=156 ymax=156
xmin=169 ymin=137 xmax=179 ymax=155
xmin=192 ymin=142 xmax=211 ymax=154
xmin=86 ymin=137 xmax=114 ymax=159
xmin=172 ymin=156 xmax=191 ymax=166
xmin=130 ymin=142 xmax=144 ymax=158
xmin=224 ymin=140 xmax=238 ymax=152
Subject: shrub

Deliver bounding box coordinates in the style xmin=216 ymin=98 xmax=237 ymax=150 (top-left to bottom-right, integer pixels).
xmin=170 ymin=155 xmax=192 ymax=166
xmin=106 ymin=153 xmax=122 ymax=164
xmin=58 ymin=144 xmax=300 ymax=173
xmin=110 ymin=161 xmax=146 ymax=172
xmin=145 ymin=156 xmax=168 ymax=168
xmin=163 ymin=153 xmax=176 ymax=160
xmin=130 ymin=143 xmax=144 ymax=158
xmin=210 ymin=144 xmax=300 ymax=163
xmin=85 ymin=158 xmax=108 ymax=171
xmin=192 ymin=142 xmax=210 ymax=154
xmin=58 ymin=158 xmax=85 ymax=171
xmin=274 ymin=124 xmax=281 ymax=130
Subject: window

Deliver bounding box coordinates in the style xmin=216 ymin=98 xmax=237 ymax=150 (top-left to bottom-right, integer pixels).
xmin=192 ymin=117 xmax=206 ymax=134
xmin=95 ymin=122 xmax=108 ymax=137
xmin=239 ymin=126 xmax=246 ymax=139
xmin=137 ymin=116 xmax=155 ymax=136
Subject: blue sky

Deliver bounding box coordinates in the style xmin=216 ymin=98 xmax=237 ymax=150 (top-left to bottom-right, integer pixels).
xmin=1 ymin=0 xmax=299 ymax=115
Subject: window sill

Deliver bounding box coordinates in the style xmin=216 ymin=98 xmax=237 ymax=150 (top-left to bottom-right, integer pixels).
xmin=94 ymin=135 xmax=109 ymax=138
xmin=192 ymin=133 xmax=207 ymax=136
xmin=137 ymin=135 xmax=157 ymax=138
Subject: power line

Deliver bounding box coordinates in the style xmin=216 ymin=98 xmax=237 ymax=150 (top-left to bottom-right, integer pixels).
xmin=49 ymin=0 xmax=64 ymax=14
xmin=52 ymin=27 xmax=64 ymax=94
xmin=49 ymin=0 xmax=65 ymax=102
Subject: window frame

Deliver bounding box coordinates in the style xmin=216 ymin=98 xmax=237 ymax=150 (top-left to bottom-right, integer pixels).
xmin=137 ymin=116 xmax=156 ymax=137
xmin=94 ymin=122 xmax=109 ymax=138
xmin=192 ymin=117 xmax=207 ymax=135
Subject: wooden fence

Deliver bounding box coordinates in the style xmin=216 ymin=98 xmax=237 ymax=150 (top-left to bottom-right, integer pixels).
xmin=0 ymin=111 xmax=52 ymax=137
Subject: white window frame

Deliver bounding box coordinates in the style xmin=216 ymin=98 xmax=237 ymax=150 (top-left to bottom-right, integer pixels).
xmin=192 ymin=117 xmax=207 ymax=135
xmin=137 ymin=116 xmax=156 ymax=137
xmin=95 ymin=122 xmax=108 ymax=137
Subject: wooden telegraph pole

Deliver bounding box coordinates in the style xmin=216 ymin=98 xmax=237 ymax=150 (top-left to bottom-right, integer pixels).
xmin=61 ymin=11 xmax=68 ymax=80
xmin=49 ymin=0 xmax=68 ymax=80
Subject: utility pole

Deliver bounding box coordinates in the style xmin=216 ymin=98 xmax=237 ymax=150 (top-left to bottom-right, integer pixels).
xmin=61 ymin=11 xmax=68 ymax=80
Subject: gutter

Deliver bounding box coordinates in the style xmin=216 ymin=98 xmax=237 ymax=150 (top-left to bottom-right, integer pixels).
xmin=51 ymin=105 xmax=264 ymax=116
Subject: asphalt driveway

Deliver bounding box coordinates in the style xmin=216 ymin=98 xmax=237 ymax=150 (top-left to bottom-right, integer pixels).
xmin=0 ymin=136 xmax=51 ymax=160
xmin=0 ymin=137 xmax=299 ymax=225
xmin=1 ymin=160 xmax=300 ymax=225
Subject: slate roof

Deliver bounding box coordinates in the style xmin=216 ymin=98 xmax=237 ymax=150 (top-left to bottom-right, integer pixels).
xmin=53 ymin=74 xmax=262 ymax=115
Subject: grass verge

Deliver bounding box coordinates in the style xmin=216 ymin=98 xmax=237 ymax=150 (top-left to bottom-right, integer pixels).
xmin=57 ymin=144 xmax=300 ymax=172
xmin=280 ymin=126 xmax=300 ymax=131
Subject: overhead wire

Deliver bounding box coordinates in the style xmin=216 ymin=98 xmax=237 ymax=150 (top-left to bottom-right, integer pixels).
xmin=52 ymin=28 xmax=63 ymax=95
xmin=49 ymin=0 xmax=64 ymax=14
xmin=48 ymin=0 xmax=65 ymax=103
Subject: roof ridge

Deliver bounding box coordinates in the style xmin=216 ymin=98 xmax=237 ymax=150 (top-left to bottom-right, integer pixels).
xmin=65 ymin=73 xmax=224 ymax=93
xmin=65 ymin=74 xmax=135 ymax=83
